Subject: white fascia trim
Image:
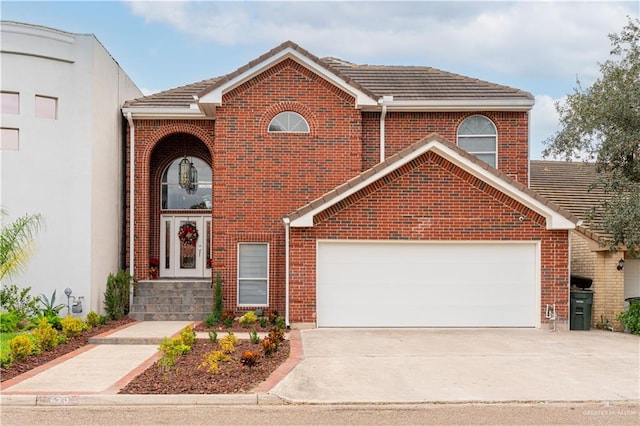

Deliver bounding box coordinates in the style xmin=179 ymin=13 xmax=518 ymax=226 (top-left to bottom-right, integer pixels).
xmin=121 ymin=105 xmax=207 ymax=119
xmin=198 ymin=47 xmax=378 ymax=108
xmin=290 ymin=141 xmax=575 ymax=231
xmin=380 ymin=99 xmax=535 ymax=112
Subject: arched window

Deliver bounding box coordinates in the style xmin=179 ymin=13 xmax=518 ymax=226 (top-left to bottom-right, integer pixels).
xmin=268 ymin=111 xmax=309 ymax=133
xmin=457 ymin=115 xmax=497 ymax=167
xmin=161 ymin=157 xmax=212 ymax=210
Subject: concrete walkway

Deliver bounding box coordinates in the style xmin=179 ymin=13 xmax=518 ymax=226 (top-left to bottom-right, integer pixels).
xmin=270 ymin=328 xmax=640 ymax=404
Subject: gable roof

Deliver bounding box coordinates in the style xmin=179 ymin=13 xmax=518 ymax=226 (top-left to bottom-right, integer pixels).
xmin=287 ymin=134 xmax=578 ymax=230
xmin=530 ymin=160 xmax=610 ymax=243
xmin=123 ymin=41 xmax=534 ymax=118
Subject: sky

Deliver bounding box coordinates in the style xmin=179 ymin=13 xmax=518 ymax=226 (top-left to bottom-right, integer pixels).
xmin=2 ymin=0 xmax=638 ymax=159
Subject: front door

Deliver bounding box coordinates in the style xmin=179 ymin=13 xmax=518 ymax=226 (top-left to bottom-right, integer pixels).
xmin=160 ymin=215 xmax=211 ymax=278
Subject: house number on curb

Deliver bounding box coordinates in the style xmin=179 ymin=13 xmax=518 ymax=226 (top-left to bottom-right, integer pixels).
xmin=36 ymin=395 xmax=79 ymax=406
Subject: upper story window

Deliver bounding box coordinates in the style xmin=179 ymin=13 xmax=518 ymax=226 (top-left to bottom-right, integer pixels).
xmin=268 ymin=111 xmax=309 ymax=133
xmin=161 ymin=157 xmax=212 ymax=210
xmin=1 ymin=92 xmax=19 ymax=115
xmin=35 ymin=95 xmax=57 ymax=119
xmin=0 ymin=128 xmax=19 ymax=151
xmin=457 ymin=115 xmax=497 ymax=168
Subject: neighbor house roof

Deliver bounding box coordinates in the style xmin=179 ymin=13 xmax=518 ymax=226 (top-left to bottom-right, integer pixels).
xmin=286 ymin=134 xmax=577 ymax=230
xmin=530 ymin=160 xmax=610 ymax=243
xmin=123 ymin=41 xmax=534 ymax=116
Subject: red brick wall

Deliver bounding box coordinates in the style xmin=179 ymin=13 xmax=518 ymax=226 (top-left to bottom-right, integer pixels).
xmin=211 ymin=59 xmax=364 ymax=314
xmin=362 ymin=111 xmax=530 ymax=182
xmin=289 ymin=151 xmax=569 ymax=324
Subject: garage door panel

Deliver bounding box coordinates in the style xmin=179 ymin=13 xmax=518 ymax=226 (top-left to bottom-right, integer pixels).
xmin=317 ymin=241 xmax=538 ymax=327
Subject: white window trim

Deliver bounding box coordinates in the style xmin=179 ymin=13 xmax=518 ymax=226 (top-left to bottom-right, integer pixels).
xmin=237 ymin=242 xmax=269 ymax=307
xmin=457 ymin=114 xmax=498 ymax=168
xmin=268 ymin=111 xmax=310 ymax=133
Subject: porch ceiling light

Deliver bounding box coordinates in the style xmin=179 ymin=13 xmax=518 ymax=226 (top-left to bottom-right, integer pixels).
xmin=178 ymin=156 xmax=198 ymax=194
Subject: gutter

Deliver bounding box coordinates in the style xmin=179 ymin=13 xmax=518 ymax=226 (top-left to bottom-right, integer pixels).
xmin=126 ymin=112 xmax=135 ymax=309
xmin=283 ymin=217 xmax=291 ymax=328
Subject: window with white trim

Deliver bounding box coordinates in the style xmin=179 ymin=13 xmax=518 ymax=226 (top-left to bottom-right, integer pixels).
xmin=457 ymin=115 xmax=497 ymax=167
xmin=268 ymin=111 xmax=309 ymax=133
xmin=238 ymin=243 xmax=269 ymax=306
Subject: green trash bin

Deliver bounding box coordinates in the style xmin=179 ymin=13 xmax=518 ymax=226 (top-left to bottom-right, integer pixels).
xmin=570 ymin=290 xmax=594 ymax=330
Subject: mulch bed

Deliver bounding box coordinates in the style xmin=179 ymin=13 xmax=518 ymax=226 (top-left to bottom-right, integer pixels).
xmin=118 ymin=338 xmax=290 ymax=394
xmin=0 ymin=318 xmax=134 ymax=383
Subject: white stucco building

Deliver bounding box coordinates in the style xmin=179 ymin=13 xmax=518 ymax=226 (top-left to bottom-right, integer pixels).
xmin=0 ymin=21 xmax=142 ymax=314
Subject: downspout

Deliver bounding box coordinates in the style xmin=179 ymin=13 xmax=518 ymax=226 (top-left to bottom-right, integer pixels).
xmin=378 ymin=96 xmax=392 ymax=162
xmin=126 ymin=112 xmax=135 ymax=310
xmin=283 ymin=217 xmax=291 ymax=328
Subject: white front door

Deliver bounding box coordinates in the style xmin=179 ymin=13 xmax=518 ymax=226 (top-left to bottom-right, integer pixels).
xmin=160 ymin=215 xmax=211 ymax=278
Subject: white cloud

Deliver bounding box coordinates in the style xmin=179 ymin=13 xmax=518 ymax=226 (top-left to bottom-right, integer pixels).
xmin=529 ymin=94 xmax=566 ymax=159
xmin=125 ymin=0 xmax=636 ymax=84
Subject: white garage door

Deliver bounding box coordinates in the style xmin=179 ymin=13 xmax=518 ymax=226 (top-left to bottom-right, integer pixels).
xmin=624 ymin=258 xmax=640 ymax=300
xmin=317 ymin=241 xmax=539 ymax=327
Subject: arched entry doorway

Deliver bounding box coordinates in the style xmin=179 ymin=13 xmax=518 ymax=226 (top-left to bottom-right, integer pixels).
xmin=158 ymin=156 xmax=212 ymax=278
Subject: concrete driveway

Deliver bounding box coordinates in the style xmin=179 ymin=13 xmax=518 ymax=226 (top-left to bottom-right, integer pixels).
xmin=270 ymin=328 xmax=640 ymax=404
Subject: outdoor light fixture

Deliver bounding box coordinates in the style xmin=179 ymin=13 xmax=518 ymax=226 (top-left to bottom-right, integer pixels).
xmin=617 ymin=258 xmax=625 ymax=271
xmin=178 ymin=156 xmax=198 ymax=194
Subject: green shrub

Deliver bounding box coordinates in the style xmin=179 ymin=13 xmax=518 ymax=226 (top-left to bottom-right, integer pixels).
xmin=0 ymin=311 xmax=20 ymax=333
xmin=268 ymin=310 xmax=279 ymax=325
xmin=212 ymin=271 xmax=224 ymax=323
xmin=238 ymin=311 xmax=257 ymax=328
xmin=60 ymin=315 xmax=85 ymax=338
xmin=32 ymin=318 xmax=59 ymax=351
xmin=85 ymin=311 xmax=101 ymax=328
xmin=104 ymin=269 xmax=133 ymax=320
xmin=198 ymin=349 xmax=231 ymax=373
xmin=261 ymin=337 xmax=276 ymax=357
xmin=38 ymin=289 xmax=65 ymax=318
xmin=8 ymin=334 xmax=36 ymax=362
xmin=208 ymin=330 xmax=218 ymax=344
xmin=0 ymin=352 xmax=12 ymax=368
xmin=179 ymin=325 xmax=196 ymax=346
xmin=240 ymin=350 xmax=260 ymax=367
xmin=219 ymin=332 xmax=238 ymax=354
xmin=274 ymin=316 xmax=286 ymax=330
xmin=249 ymin=329 xmax=260 ymax=344
xmin=204 ymin=311 xmax=218 ymax=328
xmin=57 ymin=334 xmax=68 ymax=345
xmin=259 ymin=316 xmax=269 ymax=328
xmin=0 ymin=283 xmax=40 ymax=319
xmin=618 ymin=302 xmax=640 ymax=335
xmin=268 ymin=327 xmax=285 ymax=349
xmin=222 ymin=310 xmax=234 ymax=328
xmin=157 ymin=337 xmax=191 ymax=370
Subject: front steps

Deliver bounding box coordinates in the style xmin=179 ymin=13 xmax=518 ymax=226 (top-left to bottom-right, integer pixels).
xmin=129 ymin=280 xmax=213 ymax=321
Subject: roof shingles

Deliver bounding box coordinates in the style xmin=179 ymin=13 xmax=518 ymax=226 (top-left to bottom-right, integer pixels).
xmin=123 ymin=41 xmax=532 ymax=109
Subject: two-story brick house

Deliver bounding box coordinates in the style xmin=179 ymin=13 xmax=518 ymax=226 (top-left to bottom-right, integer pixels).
xmin=122 ymin=41 xmax=577 ymax=328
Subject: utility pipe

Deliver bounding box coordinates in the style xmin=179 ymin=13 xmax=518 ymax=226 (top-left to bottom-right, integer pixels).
xmin=283 ymin=217 xmax=291 ymax=328
xmin=380 ymin=102 xmax=387 ymax=162
xmin=126 ymin=112 xmax=135 ymax=309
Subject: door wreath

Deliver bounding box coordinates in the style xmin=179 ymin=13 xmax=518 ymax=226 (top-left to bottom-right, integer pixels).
xmin=178 ymin=222 xmax=199 ymax=246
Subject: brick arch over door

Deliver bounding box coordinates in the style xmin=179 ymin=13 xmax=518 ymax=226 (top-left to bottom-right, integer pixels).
xmin=129 ymin=121 xmax=214 ymax=280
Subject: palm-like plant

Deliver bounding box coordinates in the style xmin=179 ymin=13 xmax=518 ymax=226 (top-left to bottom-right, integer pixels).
xmin=0 ymin=209 xmax=45 ymax=281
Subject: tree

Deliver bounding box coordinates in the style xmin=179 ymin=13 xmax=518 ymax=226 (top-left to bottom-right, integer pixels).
xmin=0 ymin=209 xmax=45 ymax=281
xmin=544 ymin=18 xmax=640 ymax=256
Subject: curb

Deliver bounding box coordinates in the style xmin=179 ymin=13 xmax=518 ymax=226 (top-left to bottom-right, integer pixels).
xmin=0 ymin=393 xmax=285 ymax=406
